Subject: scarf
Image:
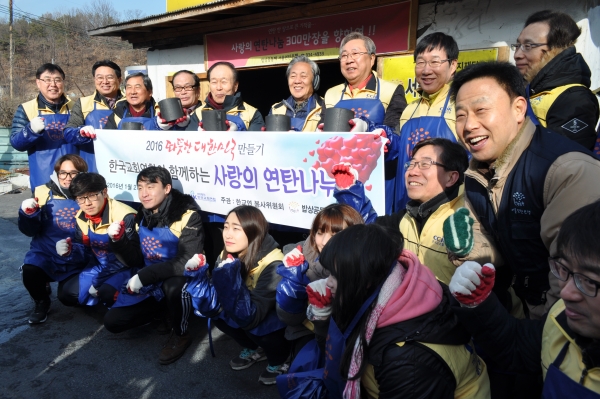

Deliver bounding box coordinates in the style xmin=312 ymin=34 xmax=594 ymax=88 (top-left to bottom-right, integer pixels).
xmin=84 ymin=198 xmax=107 ymax=225
xmin=343 ymin=261 xmax=405 ymax=399
xmin=207 ymin=93 xmax=224 ymax=110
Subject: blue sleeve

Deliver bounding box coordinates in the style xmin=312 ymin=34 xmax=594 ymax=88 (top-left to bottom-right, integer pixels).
xmin=383 ymin=126 xmax=401 ymax=161
xmin=275 ymin=262 xmax=310 ymax=314
xmin=17 ymin=208 xmax=43 ymax=237
xmin=334 ymin=181 xmax=378 ymax=224
xmin=212 ymin=259 xmax=257 ymax=328
xmin=63 ymin=126 xmax=91 ymax=145
xmin=10 ymin=105 xmax=42 ymax=151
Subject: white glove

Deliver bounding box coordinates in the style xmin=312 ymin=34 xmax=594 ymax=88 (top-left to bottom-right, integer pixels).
xmin=449 ymin=261 xmax=496 ymax=308
xmin=21 ymin=197 xmax=40 ymax=215
xmin=56 ymin=238 xmax=72 ymax=256
xmin=89 ymin=285 xmax=98 ymax=297
xmin=30 ymin=116 xmax=45 ymax=133
xmin=185 ymin=254 xmax=207 ymax=271
xmin=126 ymin=274 xmax=143 ymax=294
xmin=306 ymin=279 xmax=333 ymax=320
xmin=176 ymin=109 xmax=192 ymax=127
xmin=283 ymin=245 xmax=305 ymax=267
xmin=80 ymin=126 xmax=96 ymax=138
xmin=315 ymin=123 xmax=324 ymax=133
xmin=198 ymin=122 xmax=206 ymax=132
xmin=156 ymin=113 xmax=171 ymax=130
xmin=217 ymin=254 xmax=235 ymax=268
xmin=349 ymin=118 xmax=368 ymax=132
xmin=107 ymin=221 xmax=125 ymax=242
xmin=225 ymin=120 xmax=238 ymax=131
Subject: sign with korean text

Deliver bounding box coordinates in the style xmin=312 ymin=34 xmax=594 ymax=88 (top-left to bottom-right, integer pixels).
xmin=380 ymin=48 xmax=502 ymax=101
xmin=205 ymin=2 xmax=411 ymax=68
xmin=95 ymin=131 xmax=386 ymax=229
xmin=166 ymin=0 xmax=213 ymax=13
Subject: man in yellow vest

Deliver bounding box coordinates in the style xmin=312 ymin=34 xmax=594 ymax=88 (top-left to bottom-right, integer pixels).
xmin=331 ymin=138 xmax=499 ymax=286
xmin=187 ymin=61 xmax=265 ymax=131
xmin=514 ymin=10 xmax=599 ymax=150
xmin=10 ymin=63 xmax=75 ymax=189
xmin=268 ymin=56 xmax=324 ymax=132
xmin=392 ymin=32 xmax=460 ymax=213
xmin=63 ymin=60 xmax=123 ymax=172
xmin=449 ymin=200 xmax=600 ymax=397
xmin=322 ymin=32 xmax=407 ymax=215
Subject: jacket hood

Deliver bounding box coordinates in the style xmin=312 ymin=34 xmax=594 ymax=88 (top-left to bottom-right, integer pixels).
xmin=377 ymin=250 xmax=443 ymax=328
xmin=137 ymin=188 xmax=200 ymax=230
xmin=48 ymin=173 xmax=73 ymax=199
xmin=530 ymin=47 xmax=592 ymax=93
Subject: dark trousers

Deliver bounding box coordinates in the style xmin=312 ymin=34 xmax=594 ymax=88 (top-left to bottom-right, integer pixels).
xmin=104 ymin=276 xmax=191 ymax=335
xmin=22 ymin=264 xmax=54 ymax=301
xmin=213 ymin=318 xmax=290 ymax=366
xmin=57 ymin=272 xmax=117 ymax=308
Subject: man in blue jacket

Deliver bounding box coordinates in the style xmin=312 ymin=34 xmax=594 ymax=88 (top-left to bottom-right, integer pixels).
xmin=10 ymin=63 xmax=78 ymax=189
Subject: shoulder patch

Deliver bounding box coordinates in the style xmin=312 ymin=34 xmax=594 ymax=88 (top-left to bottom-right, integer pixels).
xmin=561 ymin=118 xmax=588 ymax=134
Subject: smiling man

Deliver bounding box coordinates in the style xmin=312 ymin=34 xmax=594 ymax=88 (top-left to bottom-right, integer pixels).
xmin=323 ymin=32 xmax=407 ymax=214
xmin=514 ymin=10 xmax=599 ymax=150
xmin=268 ymin=56 xmax=325 ymax=132
xmin=105 ymin=166 xmax=204 ymax=365
xmin=104 ymin=73 xmax=159 ymax=130
xmin=188 ymin=61 xmax=264 ymax=131
xmin=10 ymin=63 xmax=76 ymax=189
xmin=451 ymin=61 xmax=600 ymax=320
xmin=449 ymin=200 xmax=600 ymax=395
xmin=63 ymin=60 xmax=123 ymax=172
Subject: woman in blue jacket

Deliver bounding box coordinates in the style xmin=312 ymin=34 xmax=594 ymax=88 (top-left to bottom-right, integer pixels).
xmin=19 ymin=154 xmax=89 ymax=324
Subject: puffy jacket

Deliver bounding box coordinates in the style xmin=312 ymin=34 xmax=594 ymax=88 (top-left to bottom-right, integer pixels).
xmin=112 ymin=189 xmax=204 ymax=285
xmin=528 ymin=47 xmax=599 ymax=150
xmin=464 ymin=118 xmax=600 ymax=315
xmin=454 ymin=295 xmax=600 ymax=394
xmin=10 ymin=95 xmax=76 ymax=189
xmin=269 ymin=94 xmax=324 ymax=131
xmin=187 ymin=92 xmax=265 ymax=131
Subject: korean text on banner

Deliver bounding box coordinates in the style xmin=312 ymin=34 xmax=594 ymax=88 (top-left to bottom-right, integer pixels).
xmin=94 ymin=131 xmax=386 ymax=229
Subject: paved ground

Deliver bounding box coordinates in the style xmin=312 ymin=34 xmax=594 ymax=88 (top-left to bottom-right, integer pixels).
xmin=0 ymin=189 xmax=280 ymax=399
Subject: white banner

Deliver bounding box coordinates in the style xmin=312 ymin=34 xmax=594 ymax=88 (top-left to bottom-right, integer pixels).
xmin=95 ymin=130 xmax=386 ymax=229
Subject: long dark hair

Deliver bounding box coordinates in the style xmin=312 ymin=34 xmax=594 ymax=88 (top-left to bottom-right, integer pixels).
xmin=320 ymin=224 xmax=404 ymax=380
xmin=222 ymin=205 xmax=269 ymax=277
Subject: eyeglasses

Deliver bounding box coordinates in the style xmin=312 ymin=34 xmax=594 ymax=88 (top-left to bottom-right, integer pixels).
xmin=338 ymin=51 xmax=370 ymax=61
xmin=173 ymin=85 xmax=198 ymax=93
xmin=58 ymin=171 xmax=79 ymax=179
xmin=510 ymin=43 xmax=547 ymax=52
xmin=95 ymin=75 xmax=117 ymax=82
xmin=405 ymin=159 xmax=447 ymax=170
xmin=75 ymin=192 xmax=103 ymax=205
xmin=38 ymin=78 xmax=64 ymax=85
xmin=415 ymin=59 xmax=450 ymax=69
xmin=549 ymin=257 xmax=600 ymax=297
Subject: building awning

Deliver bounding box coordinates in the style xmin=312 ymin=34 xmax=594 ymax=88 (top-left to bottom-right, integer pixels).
xmin=88 ymin=0 xmax=421 ymax=50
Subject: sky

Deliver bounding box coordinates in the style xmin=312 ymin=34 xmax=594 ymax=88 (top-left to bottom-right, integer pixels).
xmin=3 ymin=0 xmax=166 ymax=22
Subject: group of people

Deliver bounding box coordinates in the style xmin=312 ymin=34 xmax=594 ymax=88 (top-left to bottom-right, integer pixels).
xmin=11 ymin=7 xmax=600 ymax=398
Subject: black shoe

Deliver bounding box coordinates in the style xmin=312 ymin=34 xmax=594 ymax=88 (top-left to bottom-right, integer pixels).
xmin=229 ymin=347 xmax=267 ymax=370
xmin=258 ymin=362 xmax=290 ymax=385
xmin=159 ymin=331 xmax=193 ymax=365
xmin=29 ymin=298 xmax=51 ymax=324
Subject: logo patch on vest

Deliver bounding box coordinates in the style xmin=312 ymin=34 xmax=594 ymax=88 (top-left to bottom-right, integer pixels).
xmin=432 ymin=235 xmax=445 ymax=247
xmin=561 ymin=118 xmax=588 ymax=134
xmin=512 ymin=192 xmax=531 ymax=215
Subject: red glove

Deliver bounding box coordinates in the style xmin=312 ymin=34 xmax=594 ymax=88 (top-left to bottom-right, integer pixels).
xmin=56 ymin=237 xmax=72 ymax=256
xmin=80 ymin=126 xmax=96 ymax=139
xmin=174 ymin=109 xmax=192 ymax=127
xmin=316 ymin=123 xmax=324 ymax=133
xmin=185 ymin=254 xmax=207 ymax=271
xmin=21 ymin=197 xmax=39 ymax=215
xmin=449 ymin=261 xmax=496 ymax=307
xmin=306 ymin=279 xmax=332 ymax=309
xmin=348 ymin=118 xmax=368 ymax=132
xmin=261 ymin=126 xmax=266 ymax=131
xmin=373 ymin=128 xmax=388 ymax=153
xmin=198 ymin=121 xmax=206 ymax=131
xmin=331 ymin=162 xmax=358 ymax=189
xmin=283 ymin=245 xmax=305 ymax=267
xmin=225 ymin=120 xmax=238 ymax=131
xmin=107 ymin=221 xmax=125 ymax=241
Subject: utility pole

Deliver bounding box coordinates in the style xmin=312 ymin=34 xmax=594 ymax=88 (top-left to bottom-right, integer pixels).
xmin=9 ymin=0 xmax=13 ymax=98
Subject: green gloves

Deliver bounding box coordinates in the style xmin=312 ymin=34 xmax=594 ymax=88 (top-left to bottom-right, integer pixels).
xmin=443 ymin=207 xmax=475 ymax=257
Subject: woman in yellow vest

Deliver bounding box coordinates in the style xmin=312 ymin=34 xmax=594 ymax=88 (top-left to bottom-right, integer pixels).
xmin=450 ymin=200 xmax=600 ymax=398
xmin=314 ymin=224 xmax=490 ymax=398
xmin=209 ymin=205 xmax=290 ymax=385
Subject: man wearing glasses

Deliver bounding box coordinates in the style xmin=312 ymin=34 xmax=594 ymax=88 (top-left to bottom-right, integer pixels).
xmin=323 ymin=32 xmax=407 ymax=215
xmin=514 ymin=10 xmax=599 ymax=150
xmin=63 ymin=60 xmax=124 ymax=172
xmin=104 ymin=72 xmax=159 ymax=130
xmin=449 ymin=200 xmax=600 ymax=396
xmin=156 ymin=70 xmax=201 ymax=131
xmin=331 ymin=138 xmax=500 ymax=287
xmin=10 ymin=63 xmax=76 ymax=189
xmin=392 ymin=32 xmax=460 ymax=213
